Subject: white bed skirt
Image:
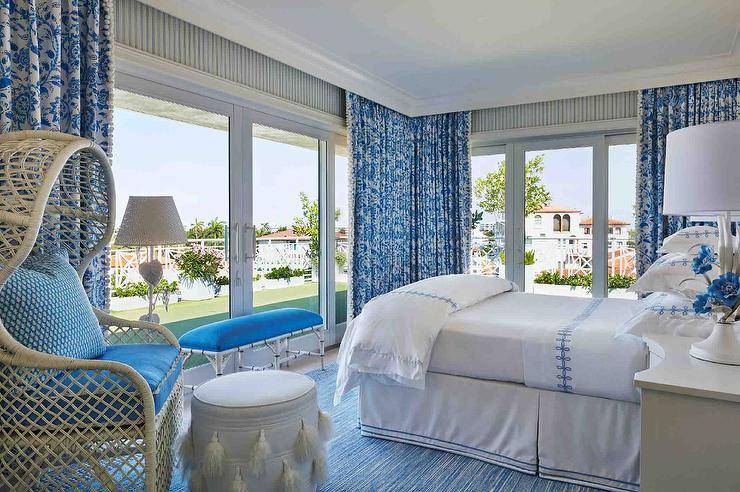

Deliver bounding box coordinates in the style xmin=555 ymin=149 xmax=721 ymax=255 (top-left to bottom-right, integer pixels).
xmin=359 ymin=372 xmax=640 ymax=491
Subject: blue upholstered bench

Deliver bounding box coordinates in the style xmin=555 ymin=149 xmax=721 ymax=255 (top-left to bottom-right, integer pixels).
xmin=178 ymin=308 xmax=325 ymax=376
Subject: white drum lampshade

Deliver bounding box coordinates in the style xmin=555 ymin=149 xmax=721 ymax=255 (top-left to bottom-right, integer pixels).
xmin=663 ymin=120 xmax=740 ymax=218
xmin=115 ymin=196 xmax=187 ymax=247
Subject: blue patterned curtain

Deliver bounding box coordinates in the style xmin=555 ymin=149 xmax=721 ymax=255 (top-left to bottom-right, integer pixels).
xmin=1 ymin=0 xmax=114 ymax=308
xmin=348 ymin=93 xmax=471 ymax=316
xmin=636 ymin=78 xmax=739 ymax=277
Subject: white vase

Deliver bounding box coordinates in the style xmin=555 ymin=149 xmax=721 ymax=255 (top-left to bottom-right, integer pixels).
xmin=689 ymin=321 xmax=740 ymax=365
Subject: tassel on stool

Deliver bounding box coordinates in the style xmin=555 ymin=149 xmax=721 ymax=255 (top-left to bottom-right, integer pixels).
xmin=318 ymin=410 xmax=334 ymax=441
xmin=281 ymin=459 xmax=299 ymax=492
xmin=248 ymin=429 xmax=271 ymax=477
xmin=230 ymin=467 xmax=249 ymax=492
xmin=203 ymin=431 xmax=226 ymax=478
xmin=177 ymin=424 xmax=195 ymax=475
xmin=294 ymin=418 xmax=320 ymax=463
xmin=312 ymin=454 xmax=328 ymax=483
xmin=190 ymin=468 xmax=206 ymax=492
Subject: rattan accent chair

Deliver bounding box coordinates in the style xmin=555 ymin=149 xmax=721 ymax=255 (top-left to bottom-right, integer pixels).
xmin=0 ymin=131 xmax=184 ymax=490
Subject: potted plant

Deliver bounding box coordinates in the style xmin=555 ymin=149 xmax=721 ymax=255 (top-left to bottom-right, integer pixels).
xmin=264 ymin=266 xmax=306 ymax=288
xmin=174 ymin=249 xmax=222 ymax=300
xmin=214 ymin=275 xmax=229 ymax=297
xmin=524 ymin=249 xmax=536 ymax=292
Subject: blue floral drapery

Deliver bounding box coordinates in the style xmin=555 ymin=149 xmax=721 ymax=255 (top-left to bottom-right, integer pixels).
xmin=636 ymin=78 xmax=739 ymax=277
xmin=347 ymin=92 xmax=471 ymax=316
xmin=1 ymin=0 xmax=114 ymax=308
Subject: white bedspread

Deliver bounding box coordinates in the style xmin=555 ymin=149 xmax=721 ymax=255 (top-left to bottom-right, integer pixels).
xmin=334 ymin=274 xmax=515 ymax=403
xmin=522 ymin=297 xmax=648 ymax=402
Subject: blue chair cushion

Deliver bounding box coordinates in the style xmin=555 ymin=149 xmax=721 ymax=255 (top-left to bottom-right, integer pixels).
xmin=97 ymin=344 xmax=183 ymax=414
xmin=0 ymin=250 xmax=105 ymax=359
xmin=179 ymin=308 xmax=324 ymax=352
xmin=3 ymin=344 xmax=183 ymax=428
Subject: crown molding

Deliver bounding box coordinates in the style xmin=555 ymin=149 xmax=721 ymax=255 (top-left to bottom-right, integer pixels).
xmin=135 ymin=1 xmax=740 ymax=117
xmin=137 ymin=0 xmax=417 ymax=115
xmin=114 ymin=44 xmax=346 ymax=135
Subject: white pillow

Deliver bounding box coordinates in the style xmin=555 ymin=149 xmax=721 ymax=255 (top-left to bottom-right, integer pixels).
xmin=616 ymin=292 xmax=713 ymax=339
xmin=628 ymin=252 xmax=718 ymax=297
xmin=658 ymin=225 xmax=719 ymax=255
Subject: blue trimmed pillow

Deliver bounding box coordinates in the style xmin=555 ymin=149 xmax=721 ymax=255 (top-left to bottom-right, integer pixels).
xmin=616 ymin=292 xmax=713 ymax=339
xmin=0 ymin=251 xmax=106 ymax=359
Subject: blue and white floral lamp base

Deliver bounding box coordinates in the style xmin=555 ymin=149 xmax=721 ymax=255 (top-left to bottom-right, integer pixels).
xmin=688 ymin=214 xmax=740 ymax=365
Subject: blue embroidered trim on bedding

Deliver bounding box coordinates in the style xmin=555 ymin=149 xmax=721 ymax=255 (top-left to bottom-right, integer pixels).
xmin=389 ymin=290 xmax=459 ymax=309
xmin=555 ymin=298 xmax=604 ymax=393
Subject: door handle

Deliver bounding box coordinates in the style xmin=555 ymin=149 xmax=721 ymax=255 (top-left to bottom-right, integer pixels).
xmin=245 ymin=225 xmax=256 ymax=260
xmin=233 ymin=222 xmax=239 ymax=263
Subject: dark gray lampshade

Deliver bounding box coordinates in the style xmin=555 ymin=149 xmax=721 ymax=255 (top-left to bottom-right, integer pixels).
xmin=115 ymin=196 xmax=187 ymax=246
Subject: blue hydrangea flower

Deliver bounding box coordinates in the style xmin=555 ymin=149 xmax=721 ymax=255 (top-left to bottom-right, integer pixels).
xmin=692 ymin=245 xmax=717 ymax=274
xmin=708 ymin=272 xmax=740 ymax=307
xmin=693 ymin=293 xmax=713 ymax=315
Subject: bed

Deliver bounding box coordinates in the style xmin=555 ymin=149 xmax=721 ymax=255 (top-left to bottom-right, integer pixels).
xmin=335 ymin=275 xmax=649 ymax=491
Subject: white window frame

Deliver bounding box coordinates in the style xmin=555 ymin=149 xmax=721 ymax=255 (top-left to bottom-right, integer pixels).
xmin=471 ymin=127 xmax=637 ymax=298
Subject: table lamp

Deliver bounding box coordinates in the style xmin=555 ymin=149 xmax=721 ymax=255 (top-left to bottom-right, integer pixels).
xmin=115 ymin=196 xmax=187 ymax=322
xmin=663 ymin=120 xmax=740 ymax=364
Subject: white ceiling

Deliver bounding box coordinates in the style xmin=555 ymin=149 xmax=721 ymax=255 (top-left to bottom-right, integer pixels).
xmin=141 ymin=0 xmax=740 ymax=116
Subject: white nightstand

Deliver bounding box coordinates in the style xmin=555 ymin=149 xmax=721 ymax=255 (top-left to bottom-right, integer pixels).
xmin=634 ymin=335 xmax=740 ymax=491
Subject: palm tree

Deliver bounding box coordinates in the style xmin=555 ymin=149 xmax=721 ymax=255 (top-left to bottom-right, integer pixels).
xmin=204 ymin=218 xmax=225 ymax=239
xmin=187 ymin=219 xmax=205 ymax=239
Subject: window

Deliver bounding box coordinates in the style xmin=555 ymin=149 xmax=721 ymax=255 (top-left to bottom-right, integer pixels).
xmin=473 ymin=131 xmax=636 ymax=299
xmin=335 ymin=142 xmax=349 ymax=324
xmin=524 ymin=146 xmax=593 ymax=296
xmin=470 ymin=149 xmax=506 ymax=277
xmin=252 ymin=124 xmax=320 ymax=314
xmin=608 ymin=140 xmax=638 ymax=299
xmin=110 ymin=89 xmax=230 ymax=368
xmin=562 ymin=214 xmax=571 ymax=232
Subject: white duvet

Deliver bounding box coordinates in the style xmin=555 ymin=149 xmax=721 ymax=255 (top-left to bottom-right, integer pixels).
xmin=334 ymin=274 xmax=516 ymax=404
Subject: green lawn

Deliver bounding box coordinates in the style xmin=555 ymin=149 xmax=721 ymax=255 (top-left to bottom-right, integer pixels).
xmin=112 ymin=282 xmax=347 ymax=368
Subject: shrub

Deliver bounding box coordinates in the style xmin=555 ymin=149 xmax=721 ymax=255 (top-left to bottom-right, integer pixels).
xmin=608 ymin=274 xmax=636 ymax=289
xmin=174 ymin=249 xmax=222 ymax=286
xmin=534 ymin=271 xmax=636 ymax=289
xmin=215 ymin=275 xmax=230 ymax=286
xmin=265 ymin=266 xmax=306 ymax=280
xmin=112 ymin=280 xmax=179 ymax=298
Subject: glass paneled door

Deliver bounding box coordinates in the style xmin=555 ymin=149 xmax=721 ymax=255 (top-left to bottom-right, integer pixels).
xmin=521 ymin=144 xmax=593 ymax=297
xmin=110 ymin=89 xmax=231 ymax=368
xmin=249 ymin=123 xmax=323 ymax=316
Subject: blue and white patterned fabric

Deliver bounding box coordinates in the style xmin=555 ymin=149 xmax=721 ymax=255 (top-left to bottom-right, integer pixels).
xmin=636 ymin=78 xmax=739 ymax=277
xmin=0 ymin=0 xmax=114 ymax=308
xmin=347 ymin=92 xmax=471 ymax=316
xmin=0 ymin=251 xmax=106 ymax=359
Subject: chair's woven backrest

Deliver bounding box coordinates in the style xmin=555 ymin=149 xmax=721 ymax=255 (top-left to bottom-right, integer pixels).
xmin=0 ymin=130 xmax=115 ymax=289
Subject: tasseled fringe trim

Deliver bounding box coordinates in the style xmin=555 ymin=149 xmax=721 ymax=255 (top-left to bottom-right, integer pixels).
xmin=203 ymin=431 xmax=227 ymax=478
xmin=318 ymin=409 xmax=334 ymax=442
xmin=190 ymin=468 xmax=206 ymax=492
xmin=294 ymin=418 xmax=320 ymax=463
xmin=248 ymin=429 xmax=271 ymax=477
xmin=281 ymin=459 xmax=300 ymax=492
xmin=312 ymin=454 xmax=328 ymax=483
xmin=230 ymin=466 xmax=249 ymax=492
xmin=177 ymin=424 xmax=195 ymax=476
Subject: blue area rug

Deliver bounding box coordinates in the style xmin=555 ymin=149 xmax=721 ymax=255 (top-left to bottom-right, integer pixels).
xmin=173 ymin=363 xmax=596 ymax=491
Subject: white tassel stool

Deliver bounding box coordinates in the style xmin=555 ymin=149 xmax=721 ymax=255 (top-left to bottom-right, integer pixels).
xmin=189 ymin=371 xmax=329 ymax=491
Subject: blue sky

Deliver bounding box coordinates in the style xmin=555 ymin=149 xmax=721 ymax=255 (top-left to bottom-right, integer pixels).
xmin=114 ymin=108 xmax=634 ymax=231
xmin=472 ymin=144 xmax=636 ymax=224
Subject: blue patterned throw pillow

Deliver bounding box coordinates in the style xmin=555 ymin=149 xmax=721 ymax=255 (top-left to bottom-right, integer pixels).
xmin=0 ymin=251 xmax=106 ymax=359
